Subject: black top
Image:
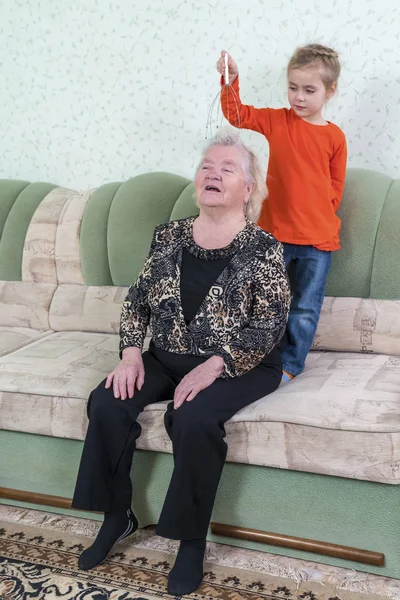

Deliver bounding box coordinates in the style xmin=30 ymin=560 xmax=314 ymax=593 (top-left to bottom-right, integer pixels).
xmin=180 ymin=249 xmax=230 ymax=324
xmin=180 ymin=248 xmax=281 ymax=368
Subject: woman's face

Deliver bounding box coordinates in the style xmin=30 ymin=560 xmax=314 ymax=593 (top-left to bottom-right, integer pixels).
xmin=195 ymin=145 xmax=253 ymax=215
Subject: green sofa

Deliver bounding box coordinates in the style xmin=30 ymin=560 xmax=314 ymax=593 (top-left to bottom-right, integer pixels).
xmin=0 ymin=169 xmax=399 ymax=578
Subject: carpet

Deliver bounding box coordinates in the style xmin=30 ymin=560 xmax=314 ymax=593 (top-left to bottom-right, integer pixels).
xmin=0 ymin=509 xmax=389 ymax=600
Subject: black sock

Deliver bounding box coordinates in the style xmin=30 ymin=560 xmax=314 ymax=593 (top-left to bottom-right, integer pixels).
xmin=78 ymin=508 xmax=138 ymax=570
xmin=167 ymin=538 xmax=206 ymax=595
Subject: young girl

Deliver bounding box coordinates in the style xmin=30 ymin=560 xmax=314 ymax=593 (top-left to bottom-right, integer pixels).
xmin=217 ymin=44 xmax=347 ymax=381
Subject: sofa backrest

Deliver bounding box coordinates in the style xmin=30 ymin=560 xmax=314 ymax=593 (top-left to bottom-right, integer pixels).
xmin=0 ymin=169 xmax=399 ymax=352
xmin=325 ymin=169 xmax=399 ymax=299
xmin=79 ymin=173 xmax=194 ymax=286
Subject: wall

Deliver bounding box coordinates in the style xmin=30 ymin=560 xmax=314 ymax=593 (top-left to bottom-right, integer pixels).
xmin=1 ymin=0 xmax=399 ymax=188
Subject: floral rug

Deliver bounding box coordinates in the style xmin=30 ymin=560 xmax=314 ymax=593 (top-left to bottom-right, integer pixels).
xmin=0 ymin=506 xmax=395 ymax=600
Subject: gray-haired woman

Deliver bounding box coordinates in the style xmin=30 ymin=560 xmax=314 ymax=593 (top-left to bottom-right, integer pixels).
xmin=72 ymin=131 xmax=290 ymax=595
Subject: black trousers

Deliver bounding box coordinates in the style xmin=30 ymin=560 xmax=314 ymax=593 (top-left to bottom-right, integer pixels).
xmin=72 ymin=343 xmax=281 ymax=540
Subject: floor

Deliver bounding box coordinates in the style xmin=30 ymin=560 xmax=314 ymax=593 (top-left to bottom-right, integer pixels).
xmin=0 ymin=504 xmax=399 ymax=599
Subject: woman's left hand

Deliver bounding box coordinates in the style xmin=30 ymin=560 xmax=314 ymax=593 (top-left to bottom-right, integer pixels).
xmin=173 ymin=356 xmax=225 ymax=409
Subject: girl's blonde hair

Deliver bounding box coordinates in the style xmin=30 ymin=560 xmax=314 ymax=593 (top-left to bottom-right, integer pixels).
xmin=287 ymin=43 xmax=341 ymax=89
xmin=198 ymin=129 xmax=267 ymax=223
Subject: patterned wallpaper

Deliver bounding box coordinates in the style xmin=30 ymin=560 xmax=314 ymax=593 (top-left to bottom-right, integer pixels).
xmin=1 ymin=0 xmax=399 ymax=189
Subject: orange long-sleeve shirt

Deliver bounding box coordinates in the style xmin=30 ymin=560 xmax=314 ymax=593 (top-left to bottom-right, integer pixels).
xmin=221 ymin=77 xmax=347 ymax=250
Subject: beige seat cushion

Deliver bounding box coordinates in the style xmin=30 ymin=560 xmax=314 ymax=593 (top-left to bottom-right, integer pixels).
xmin=0 ymin=327 xmax=52 ymax=358
xmin=0 ymin=331 xmax=119 ymax=398
xmin=0 ymin=330 xmax=150 ymax=399
xmin=0 ymin=336 xmax=399 ymax=484
xmin=138 ymin=351 xmax=400 ymax=484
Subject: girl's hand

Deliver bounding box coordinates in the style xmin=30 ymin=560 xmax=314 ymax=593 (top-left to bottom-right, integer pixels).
xmin=173 ymin=356 xmax=224 ymax=409
xmin=216 ymin=50 xmax=238 ymax=85
xmin=105 ymin=347 xmax=144 ymax=400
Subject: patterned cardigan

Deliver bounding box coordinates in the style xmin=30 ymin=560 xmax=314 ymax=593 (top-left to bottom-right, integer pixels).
xmin=120 ymin=217 xmax=290 ymax=378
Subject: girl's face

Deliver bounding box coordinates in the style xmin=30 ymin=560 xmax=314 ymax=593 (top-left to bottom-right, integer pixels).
xmin=287 ymin=67 xmax=336 ymax=123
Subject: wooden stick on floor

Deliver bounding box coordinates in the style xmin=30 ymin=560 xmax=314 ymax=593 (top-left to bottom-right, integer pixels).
xmin=0 ymin=487 xmax=73 ymax=510
xmin=210 ymin=522 xmax=385 ymax=567
xmin=0 ymin=487 xmax=385 ymax=567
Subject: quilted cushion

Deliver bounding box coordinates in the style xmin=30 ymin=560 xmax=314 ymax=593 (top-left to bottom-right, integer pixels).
xmin=49 ymin=285 xmax=129 ymax=333
xmin=0 ymin=328 xmax=52 ymax=358
xmin=313 ymin=297 xmax=400 ymax=355
xmin=0 ymin=335 xmax=398 ymax=485
xmin=0 ymin=281 xmax=56 ymax=329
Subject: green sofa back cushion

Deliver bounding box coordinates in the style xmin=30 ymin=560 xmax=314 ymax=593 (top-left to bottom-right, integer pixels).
xmin=370 ymin=179 xmax=400 ymax=299
xmin=80 ymin=174 xmax=192 ymax=286
xmin=80 ymin=182 xmax=121 ymax=286
xmin=0 ymin=182 xmax=56 ymax=281
xmin=325 ymin=169 xmax=393 ymax=298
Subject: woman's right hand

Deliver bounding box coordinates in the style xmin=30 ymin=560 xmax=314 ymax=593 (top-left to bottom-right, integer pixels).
xmin=216 ymin=50 xmax=238 ymax=85
xmin=105 ymin=347 xmax=145 ymax=400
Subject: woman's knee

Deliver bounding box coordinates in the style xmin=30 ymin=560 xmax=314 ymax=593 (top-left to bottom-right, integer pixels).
xmin=87 ymin=379 xmax=116 ymax=419
xmin=165 ymin=399 xmax=220 ymax=438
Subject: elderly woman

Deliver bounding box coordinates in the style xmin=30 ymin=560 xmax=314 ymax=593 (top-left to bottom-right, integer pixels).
xmin=72 ymin=131 xmax=290 ymax=595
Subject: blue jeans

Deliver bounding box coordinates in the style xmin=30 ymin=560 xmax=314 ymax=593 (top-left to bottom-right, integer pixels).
xmin=281 ymin=244 xmax=332 ymax=376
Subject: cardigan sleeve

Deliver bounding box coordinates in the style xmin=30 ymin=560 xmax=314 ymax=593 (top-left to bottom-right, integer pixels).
xmin=119 ymin=228 xmax=160 ymax=358
xmin=216 ymin=242 xmax=290 ymax=378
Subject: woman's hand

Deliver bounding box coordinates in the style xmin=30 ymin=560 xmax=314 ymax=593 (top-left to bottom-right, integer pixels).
xmin=173 ymin=356 xmax=224 ymax=409
xmin=216 ymin=50 xmax=238 ymax=85
xmin=105 ymin=347 xmax=144 ymax=400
